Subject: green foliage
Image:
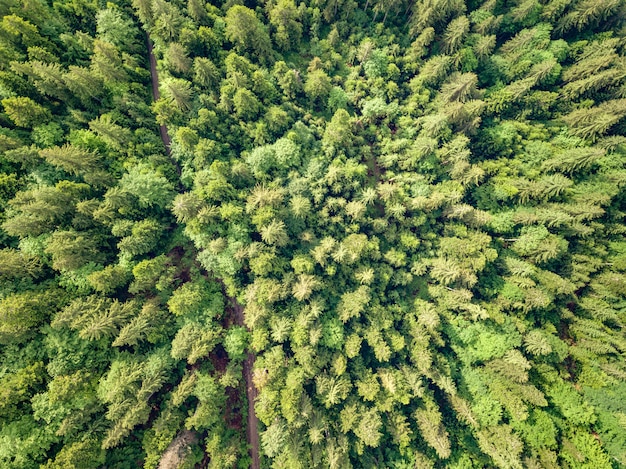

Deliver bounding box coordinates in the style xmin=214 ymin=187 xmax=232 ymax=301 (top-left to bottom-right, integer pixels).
xmin=41 ymin=439 xmax=105 ymax=469
xmin=0 ymin=362 xmax=44 ymax=419
xmin=98 ymin=350 xmax=172 ymax=449
xmin=119 ymin=165 xmax=175 ymax=209
xmin=87 ymin=264 xmax=130 ymax=294
xmin=338 ymin=286 xmax=370 ymax=322
xmin=2 ymin=184 xmax=77 ymax=237
xmin=1 ymin=96 xmax=50 ymax=128
xmin=0 ymin=290 xmax=60 ymax=344
xmin=223 ymin=326 xmax=249 ymax=361
xmin=224 ymin=6 xmax=272 ymax=62
xmin=167 ymin=279 xmax=222 ymax=319
xmin=45 ymin=230 xmax=104 ymax=271
xmin=2 ymin=0 xmax=626 ymax=467
xmin=130 ymin=255 xmax=176 ymax=294
xmin=304 ymin=69 xmax=332 ymax=106
xmin=117 ymin=219 xmax=163 ymax=257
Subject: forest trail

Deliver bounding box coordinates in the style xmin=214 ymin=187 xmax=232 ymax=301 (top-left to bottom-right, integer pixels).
xmin=146 ymin=33 xmax=172 ymax=156
xmin=228 ymin=296 xmax=261 ymax=469
xmin=145 ymin=33 xmax=260 ymax=469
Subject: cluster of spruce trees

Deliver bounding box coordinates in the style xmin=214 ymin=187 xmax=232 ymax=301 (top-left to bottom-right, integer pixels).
xmin=1 ymin=0 xmax=625 ymax=467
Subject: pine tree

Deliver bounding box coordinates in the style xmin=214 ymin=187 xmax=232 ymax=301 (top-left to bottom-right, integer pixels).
xmin=0 ymin=291 xmax=58 ymax=344
xmin=260 ymin=219 xmax=289 ymax=246
xmin=78 ymin=300 xmax=137 ymax=341
xmin=269 ymin=0 xmax=302 ymax=51
xmin=225 ymin=6 xmax=273 ymax=62
xmin=39 ymin=144 xmax=102 ymax=177
xmin=89 ymin=115 xmax=133 ymax=151
xmin=91 ymin=39 xmax=128 ymax=84
xmin=415 ymin=398 xmax=451 ymax=459
xmin=563 ymin=99 xmax=626 ymax=141
xmin=354 ymin=406 xmax=383 ymax=447
xmin=44 ymin=229 xmax=104 ymax=271
xmin=63 ymin=66 xmax=105 ymax=107
xmin=442 ymin=16 xmax=469 ymax=54
xmin=161 ymin=78 xmax=193 ymax=111
xmin=1 ymin=96 xmax=50 ymax=128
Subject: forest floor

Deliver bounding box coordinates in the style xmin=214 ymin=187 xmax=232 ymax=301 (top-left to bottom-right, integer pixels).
xmin=157 ymin=430 xmax=198 ymax=469
xmin=228 ymin=296 xmax=261 ymax=469
xmin=146 ymin=34 xmax=260 ymax=469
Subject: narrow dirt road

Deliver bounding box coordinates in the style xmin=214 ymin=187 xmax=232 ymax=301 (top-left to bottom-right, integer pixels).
xmin=145 ymin=33 xmax=260 ymax=469
xmin=228 ymin=296 xmax=260 ymax=469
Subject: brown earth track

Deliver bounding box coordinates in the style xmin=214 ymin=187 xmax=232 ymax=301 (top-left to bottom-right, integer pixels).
xmin=227 ymin=295 xmax=260 ymax=469
xmin=146 ymin=33 xmax=260 ymax=469
xmin=243 ymin=352 xmax=260 ymax=469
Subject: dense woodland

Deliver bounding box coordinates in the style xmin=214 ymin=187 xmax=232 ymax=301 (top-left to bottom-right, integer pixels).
xmin=1 ymin=0 xmax=626 ymax=467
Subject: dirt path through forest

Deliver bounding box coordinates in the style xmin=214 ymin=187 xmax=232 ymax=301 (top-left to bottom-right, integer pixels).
xmin=146 ymin=33 xmax=260 ymax=469
xmin=228 ymin=296 xmax=260 ymax=469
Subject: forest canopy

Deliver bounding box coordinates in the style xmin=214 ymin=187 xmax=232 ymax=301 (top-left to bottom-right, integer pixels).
xmin=0 ymin=0 xmax=625 ymax=467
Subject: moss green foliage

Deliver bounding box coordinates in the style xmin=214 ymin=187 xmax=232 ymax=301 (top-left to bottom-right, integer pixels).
xmin=1 ymin=0 xmax=626 ymax=467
